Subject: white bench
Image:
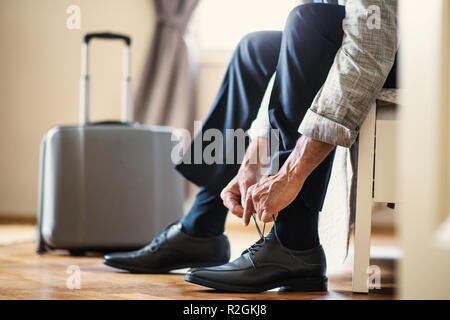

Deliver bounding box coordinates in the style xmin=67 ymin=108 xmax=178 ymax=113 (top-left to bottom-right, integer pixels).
xmin=352 ymin=88 xmax=399 ymax=293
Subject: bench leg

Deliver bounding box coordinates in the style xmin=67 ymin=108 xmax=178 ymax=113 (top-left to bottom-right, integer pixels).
xmin=352 ymin=104 xmax=376 ymax=293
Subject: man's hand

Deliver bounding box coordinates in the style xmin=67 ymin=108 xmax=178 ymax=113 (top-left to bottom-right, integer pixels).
xmin=243 ymin=169 xmax=304 ymax=225
xmin=243 ymin=135 xmax=335 ymax=225
xmin=221 ymin=137 xmax=269 ymax=218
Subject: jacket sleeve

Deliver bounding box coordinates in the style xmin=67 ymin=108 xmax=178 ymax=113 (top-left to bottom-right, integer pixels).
xmin=298 ymin=0 xmax=398 ymax=147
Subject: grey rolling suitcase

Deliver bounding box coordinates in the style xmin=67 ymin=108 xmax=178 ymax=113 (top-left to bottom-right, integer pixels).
xmin=37 ymin=32 xmax=184 ymax=255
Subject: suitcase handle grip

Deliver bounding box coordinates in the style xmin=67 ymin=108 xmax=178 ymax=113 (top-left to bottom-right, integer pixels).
xmin=89 ymin=120 xmax=136 ymax=126
xmin=84 ymin=32 xmax=131 ymax=45
xmin=79 ymin=32 xmax=133 ymax=125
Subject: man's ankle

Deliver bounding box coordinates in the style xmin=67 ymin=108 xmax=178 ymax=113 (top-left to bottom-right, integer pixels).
xmin=272 ymin=228 xmax=319 ymax=251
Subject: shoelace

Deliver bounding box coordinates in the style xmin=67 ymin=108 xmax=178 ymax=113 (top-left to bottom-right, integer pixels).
xmin=245 ymin=213 xmax=303 ymax=269
xmin=145 ymin=221 xmax=179 ymax=253
xmin=244 ymin=214 xmax=276 ymax=268
xmin=247 ymin=213 xmax=310 ymax=269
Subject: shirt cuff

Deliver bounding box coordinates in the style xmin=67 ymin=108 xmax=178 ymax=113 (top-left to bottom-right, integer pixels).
xmin=298 ymin=109 xmax=358 ymax=148
xmin=248 ymin=126 xmax=269 ymax=141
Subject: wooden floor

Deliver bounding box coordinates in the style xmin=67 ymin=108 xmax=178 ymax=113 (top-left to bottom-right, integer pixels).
xmin=0 ymin=223 xmax=398 ymax=300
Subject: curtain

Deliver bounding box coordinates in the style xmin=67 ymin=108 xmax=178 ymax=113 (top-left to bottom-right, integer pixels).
xmin=135 ymin=0 xmax=200 ymax=131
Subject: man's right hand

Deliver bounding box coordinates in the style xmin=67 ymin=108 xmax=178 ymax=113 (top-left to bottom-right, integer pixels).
xmin=220 ymin=137 xmax=269 ymax=218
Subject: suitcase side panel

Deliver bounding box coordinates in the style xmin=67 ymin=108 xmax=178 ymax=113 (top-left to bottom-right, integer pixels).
xmin=40 ymin=125 xmax=184 ymax=250
xmin=41 ymin=127 xmax=87 ymax=248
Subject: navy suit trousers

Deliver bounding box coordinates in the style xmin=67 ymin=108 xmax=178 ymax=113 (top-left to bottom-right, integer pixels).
xmin=177 ymin=3 xmax=397 ymax=249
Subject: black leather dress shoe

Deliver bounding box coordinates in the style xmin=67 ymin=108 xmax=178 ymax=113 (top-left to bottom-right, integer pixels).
xmin=185 ymin=229 xmax=327 ymax=293
xmin=103 ymin=222 xmax=230 ymax=273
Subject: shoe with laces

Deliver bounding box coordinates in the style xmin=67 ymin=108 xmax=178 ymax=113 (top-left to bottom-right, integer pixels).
xmin=184 ymin=218 xmax=327 ymax=293
xmin=103 ymin=222 xmax=230 ymax=273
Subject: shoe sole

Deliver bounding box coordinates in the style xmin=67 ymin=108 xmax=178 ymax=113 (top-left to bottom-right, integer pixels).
xmin=102 ymin=259 xmax=228 ymax=274
xmin=184 ymin=273 xmax=328 ymax=293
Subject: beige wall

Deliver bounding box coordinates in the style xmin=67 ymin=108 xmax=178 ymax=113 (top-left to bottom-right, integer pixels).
xmin=398 ymin=0 xmax=450 ymax=299
xmin=197 ymin=59 xmax=228 ymax=121
xmin=0 ymin=0 xmax=155 ymax=216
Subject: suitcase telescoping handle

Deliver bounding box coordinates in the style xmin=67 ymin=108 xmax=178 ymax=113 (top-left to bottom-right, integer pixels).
xmin=80 ymin=32 xmax=133 ymax=125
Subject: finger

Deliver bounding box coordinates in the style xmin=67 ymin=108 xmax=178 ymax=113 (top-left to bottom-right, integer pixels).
xmin=261 ymin=210 xmax=278 ymax=223
xmin=238 ymin=183 xmax=248 ymax=206
xmin=243 ymin=188 xmax=255 ymax=226
xmin=220 ymin=189 xmax=227 ymax=201
xmin=223 ymin=192 xmax=243 ymax=216
xmin=257 ymin=204 xmax=264 ymax=222
xmin=220 ymin=177 xmax=239 ymax=201
xmin=228 ymin=197 xmax=244 ymax=216
xmin=221 ymin=190 xmax=234 ymax=209
xmin=252 ymin=191 xmax=263 ymax=222
xmin=224 ymin=194 xmax=241 ymax=212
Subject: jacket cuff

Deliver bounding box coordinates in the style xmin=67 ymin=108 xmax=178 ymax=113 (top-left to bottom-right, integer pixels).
xmin=298 ymin=109 xmax=358 ymax=148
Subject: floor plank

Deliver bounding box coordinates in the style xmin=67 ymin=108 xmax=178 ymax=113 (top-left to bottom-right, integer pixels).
xmin=0 ymin=224 xmax=397 ymax=300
